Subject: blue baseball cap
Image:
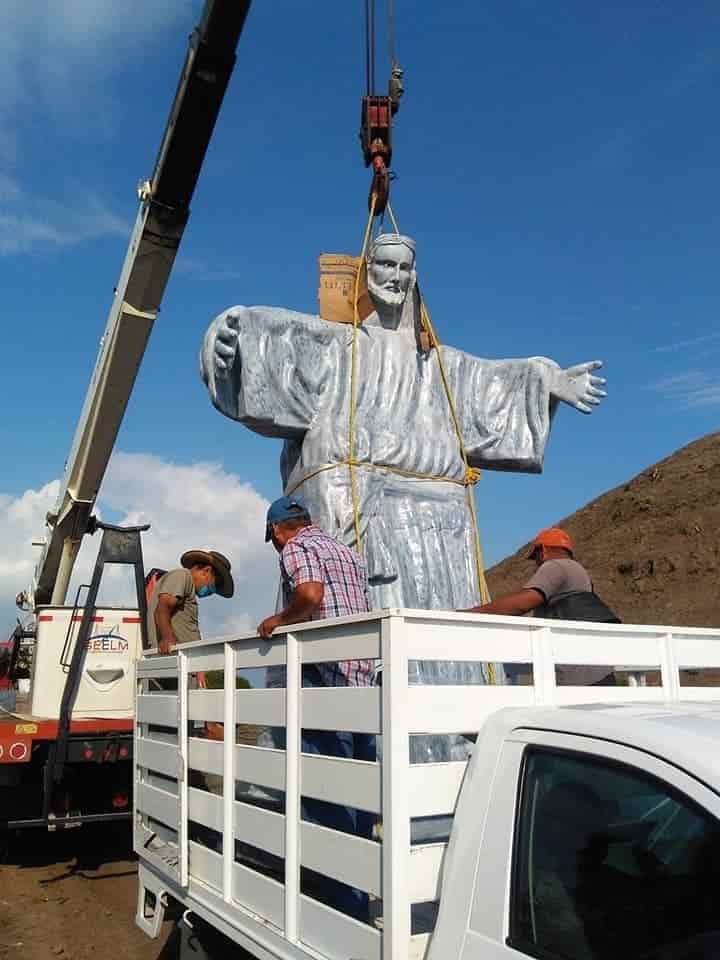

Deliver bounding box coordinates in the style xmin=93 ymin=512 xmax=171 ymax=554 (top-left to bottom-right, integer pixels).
xmin=265 ymin=495 xmax=311 ymax=541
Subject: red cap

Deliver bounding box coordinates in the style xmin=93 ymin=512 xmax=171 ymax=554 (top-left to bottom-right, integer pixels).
xmin=528 ymin=527 xmax=574 ymax=557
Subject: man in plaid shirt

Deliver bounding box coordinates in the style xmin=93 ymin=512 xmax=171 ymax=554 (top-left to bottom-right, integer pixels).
xmin=258 ymin=495 xmax=374 ymax=686
xmin=258 ymin=495 xmax=375 ymax=920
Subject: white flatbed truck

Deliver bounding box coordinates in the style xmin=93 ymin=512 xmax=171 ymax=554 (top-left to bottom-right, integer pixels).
xmin=133 ymin=609 xmax=720 ymax=960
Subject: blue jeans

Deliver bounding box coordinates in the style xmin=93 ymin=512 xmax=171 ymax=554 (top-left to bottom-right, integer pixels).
xmin=273 ymin=665 xmax=376 ymax=921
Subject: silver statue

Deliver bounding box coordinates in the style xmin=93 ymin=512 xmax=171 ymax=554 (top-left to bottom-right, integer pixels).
xmin=200 ymin=233 xmax=606 ymax=612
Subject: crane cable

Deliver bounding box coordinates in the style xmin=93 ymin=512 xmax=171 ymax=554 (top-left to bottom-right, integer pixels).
xmin=348 ymin=192 xmax=378 ymax=551
xmin=364 ymin=0 xmax=376 ymax=94
xmin=364 ymin=0 xmax=368 ymax=92
xmin=388 ymin=0 xmax=398 ymax=68
xmin=365 ymin=0 xmax=398 ymax=92
xmin=417 ymin=290 xmax=491 ymax=608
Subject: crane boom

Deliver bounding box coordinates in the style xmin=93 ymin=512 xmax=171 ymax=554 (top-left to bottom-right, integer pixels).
xmin=31 ymin=0 xmax=252 ymax=608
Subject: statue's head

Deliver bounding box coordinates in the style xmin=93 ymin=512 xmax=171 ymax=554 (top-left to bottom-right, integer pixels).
xmin=366 ymin=233 xmax=417 ymax=311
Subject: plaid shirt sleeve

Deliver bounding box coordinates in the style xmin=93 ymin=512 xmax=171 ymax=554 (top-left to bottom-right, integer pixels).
xmin=281 ymin=539 xmax=324 ymax=591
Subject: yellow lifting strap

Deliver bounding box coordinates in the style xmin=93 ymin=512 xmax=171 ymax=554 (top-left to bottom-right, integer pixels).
xmin=348 ymin=198 xmax=491 ymax=608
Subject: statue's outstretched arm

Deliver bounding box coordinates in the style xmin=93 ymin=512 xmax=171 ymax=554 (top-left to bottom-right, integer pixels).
xmin=448 ymin=350 xmax=605 ymax=474
xmin=200 ymin=305 xmax=339 ymax=438
xmin=547 ymin=360 xmax=607 ymax=414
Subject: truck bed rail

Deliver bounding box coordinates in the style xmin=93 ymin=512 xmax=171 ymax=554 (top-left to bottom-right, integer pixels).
xmin=134 ymin=609 xmax=720 ymax=960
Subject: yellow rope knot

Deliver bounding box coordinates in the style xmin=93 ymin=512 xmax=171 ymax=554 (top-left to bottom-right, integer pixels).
xmin=465 ymin=466 xmax=482 ymax=486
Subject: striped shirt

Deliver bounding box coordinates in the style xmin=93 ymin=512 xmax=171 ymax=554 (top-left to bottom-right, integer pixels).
xmin=280 ymin=525 xmax=374 ymax=687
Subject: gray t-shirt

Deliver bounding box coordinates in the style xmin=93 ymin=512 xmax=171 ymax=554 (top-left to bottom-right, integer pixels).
xmin=524 ymin=558 xmax=611 ymax=686
xmin=524 ymin=558 xmax=592 ymax=604
xmin=147 ymin=568 xmax=200 ymax=648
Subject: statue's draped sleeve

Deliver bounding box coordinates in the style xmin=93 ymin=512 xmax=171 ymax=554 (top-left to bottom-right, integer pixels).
xmin=445 ymin=348 xmax=560 ymax=474
xmin=200 ymin=304 xmax=561 ymax=474
xmin=200 ymin=306 xmax=339 ymax=438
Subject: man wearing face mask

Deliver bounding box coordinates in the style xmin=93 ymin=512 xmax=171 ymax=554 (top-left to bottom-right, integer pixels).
xmin=147 ymin=549 xmax=234 ymax=655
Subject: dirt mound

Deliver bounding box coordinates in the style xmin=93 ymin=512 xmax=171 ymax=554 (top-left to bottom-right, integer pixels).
xmin=486 ymin=432 xmax=720 ymax=627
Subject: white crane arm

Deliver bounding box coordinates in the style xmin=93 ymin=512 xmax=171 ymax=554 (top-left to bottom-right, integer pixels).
xmin=31 ymin=0 xmax=252 ymax=607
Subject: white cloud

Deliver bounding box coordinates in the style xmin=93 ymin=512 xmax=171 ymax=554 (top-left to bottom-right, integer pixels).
xmin=0 ymin=172 xmax=20 ymax=201
xmin=652 ymin=370 xmax=720 ymax=409
xmin=0 ymin=2 xmax=192 ymax=121
xmin=175 ymin=254 xmax=246 ymax=282
xmin=0 ymin=480 xmax=59 ymax=584
xmin=654 ymin=331 xmax=720 ymax=353
xmin=0 ymin=453 xmax=278 ymax=640
xmin=0 ymin=125 xmax=17 ymax=165
xmin=0 ymin=178 xmax=129 ymax=255
xmin=0 ymin=2 xmax=193 ymax=255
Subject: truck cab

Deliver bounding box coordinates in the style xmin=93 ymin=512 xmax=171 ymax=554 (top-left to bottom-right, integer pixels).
xmin=429 ymin=703 xmax=720 ymax=960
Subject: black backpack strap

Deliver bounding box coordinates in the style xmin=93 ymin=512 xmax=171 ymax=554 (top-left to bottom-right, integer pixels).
xmin=539 ymin=590 xmax=621 ymax=624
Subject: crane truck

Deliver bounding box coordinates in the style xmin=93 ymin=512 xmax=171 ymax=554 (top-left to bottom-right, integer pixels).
xmin=0 ymin=0 xmax=253 ymax=839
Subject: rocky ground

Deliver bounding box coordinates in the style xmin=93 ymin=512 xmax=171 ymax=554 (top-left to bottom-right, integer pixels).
xmin=0 ymin=825 xmax=176 ymax=960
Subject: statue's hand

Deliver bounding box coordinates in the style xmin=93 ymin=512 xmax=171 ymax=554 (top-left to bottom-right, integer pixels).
xmin=552 ymin=360 xmax=607 ymax=414
xmin=214 ymin=309 xmax=242 ymax=379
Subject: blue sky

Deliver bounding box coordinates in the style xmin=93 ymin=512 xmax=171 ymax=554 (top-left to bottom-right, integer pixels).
xmin=1 ymin=1 xmax=718 ymax=627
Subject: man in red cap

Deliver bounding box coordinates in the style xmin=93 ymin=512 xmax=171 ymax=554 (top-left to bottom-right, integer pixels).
xmin=469 ymin=527 xmax=620 ymax=622
xmin=465 ymin=527 xmax=619 ymax=684
xmin=465 ymin=527 xmax=594 ymax=618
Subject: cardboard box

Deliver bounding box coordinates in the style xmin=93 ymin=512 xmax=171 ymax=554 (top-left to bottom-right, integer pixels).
xmin=318 ymin=253 xmax=374 ymax=324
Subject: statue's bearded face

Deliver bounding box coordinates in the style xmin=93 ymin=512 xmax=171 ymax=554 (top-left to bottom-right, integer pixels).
xmin=367 ymin=242 xmax=415 ymax=308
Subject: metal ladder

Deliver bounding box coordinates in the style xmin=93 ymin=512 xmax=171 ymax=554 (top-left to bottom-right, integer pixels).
xmin=41 ymin=521 xmax=150 ymax=821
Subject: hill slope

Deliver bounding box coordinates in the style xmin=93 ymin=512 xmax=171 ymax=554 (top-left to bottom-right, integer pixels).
xmin=486 ymin=432 xmax=720 ymax=627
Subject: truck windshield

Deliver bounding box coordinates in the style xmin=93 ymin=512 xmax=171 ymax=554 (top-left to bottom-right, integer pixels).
xmin=509 ymin=747 xmax=720 ymax=959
